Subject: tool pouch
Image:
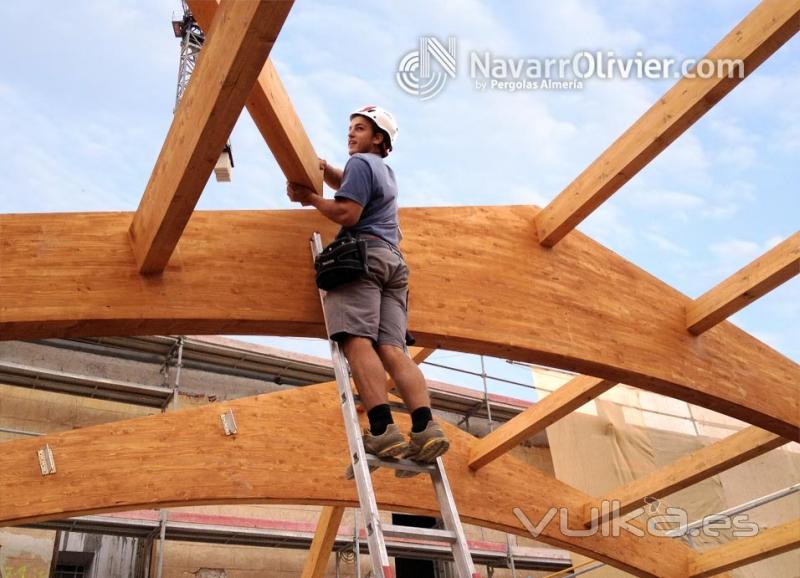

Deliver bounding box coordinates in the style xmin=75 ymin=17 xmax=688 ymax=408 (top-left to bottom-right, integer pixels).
xmin=314 ymin=235 xmax=369 ymax=291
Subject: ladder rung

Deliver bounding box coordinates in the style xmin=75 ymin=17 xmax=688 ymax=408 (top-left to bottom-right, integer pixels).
xmin=365 ymin=454 xmax=436 ymax=474
xmin=346 ymin=455 xmax=436 ymax=480
xmin=382 ymin=524 xmax=457 ymax=543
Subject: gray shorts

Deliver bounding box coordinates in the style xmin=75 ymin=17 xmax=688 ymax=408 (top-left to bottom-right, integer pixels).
xmin=323 ymin=240 xmax=409 ymax=348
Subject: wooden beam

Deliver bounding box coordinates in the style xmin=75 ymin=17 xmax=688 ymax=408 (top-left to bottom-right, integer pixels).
xmin=0 ymin=382 xmax=695 ymax=578
xmin=1 ymin=207 xmax=798 ymax=439
xmin=468 ymin=376 xmax=615 ymax=470
xmin=687 ymin=232 xmax=800 ymax=335
xmin=129 ymin=0 xmax=293 ymax=274
xmin=580 ymin=426 xmax=788 ymax=528
xmin=689 ymin=518 xmax=800 ymax=577
xmin=534 ymin=0 xmax=800 ymax=247
xmin=187 ymin=0 xmax=322 ymax=196
xmin=410 ymin=347 xmax=436 ymax=364
xmin=301 ymin=506 xmax=345 ymax=578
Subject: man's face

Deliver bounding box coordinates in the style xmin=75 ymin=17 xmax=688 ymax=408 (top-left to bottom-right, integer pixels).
xmin=347 ymin=115 xmax=383 ymax=156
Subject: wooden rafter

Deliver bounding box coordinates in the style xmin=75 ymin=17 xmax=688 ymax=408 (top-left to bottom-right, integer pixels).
xmin=129 ymin=0 xmax=293 ymax=274
xmin=187 ymin=0 xmax=322 ymax=196
xmin=468 ymin=376 xmax=615 ymax=470
xmin=534 ymin=0 xmax=800 ymax=247
xmin=689 ymin=518 xmax=800 ymax=577
xmin=1 ymin=207 xmax=798 ymax=439
xmin=687 ymin=232 xmax=800 ymax=335
xmin=579 ymin=426 xmax=789 ymax=528
xmin=301 ymin=506 xmax=345 ymax=578
xmin=0 ymin=382 xmax=695 ymax=578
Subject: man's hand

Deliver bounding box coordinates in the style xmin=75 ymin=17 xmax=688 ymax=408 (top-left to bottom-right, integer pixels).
xmin=286 ymin=182 xmax=316 ymax=206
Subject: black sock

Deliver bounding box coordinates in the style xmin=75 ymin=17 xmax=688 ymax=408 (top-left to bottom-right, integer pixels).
xmin=411 ymin=407 xmax=433 ymax=433
xmin=367 ymin=404 xmax=394 ymax=435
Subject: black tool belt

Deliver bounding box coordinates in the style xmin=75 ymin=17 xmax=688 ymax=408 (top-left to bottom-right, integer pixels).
xmin=314 ymin=234 xmax=368 ymax=291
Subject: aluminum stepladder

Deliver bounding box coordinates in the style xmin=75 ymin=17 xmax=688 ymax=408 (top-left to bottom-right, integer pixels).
xmin=310 ymin=232 xmax=481 ymax=578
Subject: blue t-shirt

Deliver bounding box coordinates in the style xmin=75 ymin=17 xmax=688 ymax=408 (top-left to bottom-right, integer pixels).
xmin=334 ymin=153 xmax=400 ymax=246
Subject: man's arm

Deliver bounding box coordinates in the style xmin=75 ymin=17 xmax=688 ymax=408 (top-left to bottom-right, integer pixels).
xmin=321 ymin=159 xmax=343 ymax=190
xmin=308 ymin=194 xmax=362 ymax=227
xmin=286 ymin=183 xmax=362 ymax=227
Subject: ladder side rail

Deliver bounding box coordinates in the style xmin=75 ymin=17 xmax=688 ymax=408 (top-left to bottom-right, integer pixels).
xmin=430 ymin=457 xmax=480 ymax=578
xmin=310 ymin=233 xmax=394 ymax=578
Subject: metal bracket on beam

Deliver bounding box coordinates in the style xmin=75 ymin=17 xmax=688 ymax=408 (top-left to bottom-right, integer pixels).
xmin=37 ymin=444 xmax=56 ymax=475
xmin=219 ymin=409 xmax=238 ymax=436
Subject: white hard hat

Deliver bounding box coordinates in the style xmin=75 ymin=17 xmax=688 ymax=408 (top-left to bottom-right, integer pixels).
xmin=350 ymin=105 xmax=398 ymax=151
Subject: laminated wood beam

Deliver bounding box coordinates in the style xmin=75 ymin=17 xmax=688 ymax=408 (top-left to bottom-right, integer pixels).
xmin=534 ymin=0 xmax=800 ymax=247
xmin=689 ymin=518 xmax=800 ymax=577
xmin=687 ymin=232 xmax=800 ymax=335
xmin=579 ymin=426 xmax=789 ymax=528
xmin=129 ymin=0 xmax=293 ymax=274
xmin=187 ymin=0 xmax=322 ymax=197
xmin=1 ymin=207 xmax=798 ymax=439
xmin=468 ymin=376 xmax=616 ymax=470
xmin=0 ymin=382 xmax=694 ymax=578
xmin=301 ymin=506 xmax=345 ymax=578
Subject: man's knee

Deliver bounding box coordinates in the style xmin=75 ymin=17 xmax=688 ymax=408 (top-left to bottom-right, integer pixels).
xmin=342 ymin=335 xmax=374 ymax=359
xmin=377 ymin=344 xmax=409 ymax=370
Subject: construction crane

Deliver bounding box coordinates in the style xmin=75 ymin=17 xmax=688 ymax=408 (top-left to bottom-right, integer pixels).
xmin=171 ymin=0 xmax=233 ymax=182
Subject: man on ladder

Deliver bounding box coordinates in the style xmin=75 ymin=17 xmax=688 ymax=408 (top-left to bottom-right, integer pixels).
xmin=287 ymin=105 xmax=450 ymax=463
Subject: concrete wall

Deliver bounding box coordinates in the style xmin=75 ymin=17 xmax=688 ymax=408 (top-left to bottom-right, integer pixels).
xmin=0 ymin=528 xmax=55 ymax=578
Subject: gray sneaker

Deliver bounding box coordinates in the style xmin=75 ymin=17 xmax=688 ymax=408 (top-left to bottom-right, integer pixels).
xmin=362 ymin=423 xmax=407 ymax=458
xmin=403 ymin=421 xmax=450 ymax=463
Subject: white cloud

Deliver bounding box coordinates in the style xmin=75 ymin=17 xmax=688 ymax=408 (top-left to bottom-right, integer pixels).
xmin=629 ymin=189 xmax=704 ymax=210
xmin=708 ymin=118 xmax=760 ymax=169
xmin=649 ymin=131 xmax=711 ymax=187
xmin=709 ymin=239 xmax=761 ymax=262
xmin=397 ymin=168 xmax=453 ymax=208
xmin=702 ymin=234 xmax=797 ymax=286
xmin=0 ymin=86 xmax=149 ymax=212
xmin=644 ymin=231 xmax=689 ymax=255
xmin=700 ymin=180 xmax=756 ymax=220
xmin=506 ymin=185 xmax=550 ymax=207
xmin=517 ymin=0 xmax=645 ymax=54
xmin=765 ymin=235 xmax=786 ymax=250
xmin=579 ymin=203 xmax=636 ymax=250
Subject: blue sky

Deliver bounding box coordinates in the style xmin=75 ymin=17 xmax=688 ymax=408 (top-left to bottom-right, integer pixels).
xmin=1 ymin=1 xmax=797 ymax=400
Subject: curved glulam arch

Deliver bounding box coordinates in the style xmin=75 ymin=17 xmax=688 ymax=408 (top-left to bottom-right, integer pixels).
xmin=0 ymin=382 xmax=692 ymax=578
xmin=1 ymin=206 xmax=797 ymax=577
xmin=1 ymin=207 xmax=797 ymax=438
